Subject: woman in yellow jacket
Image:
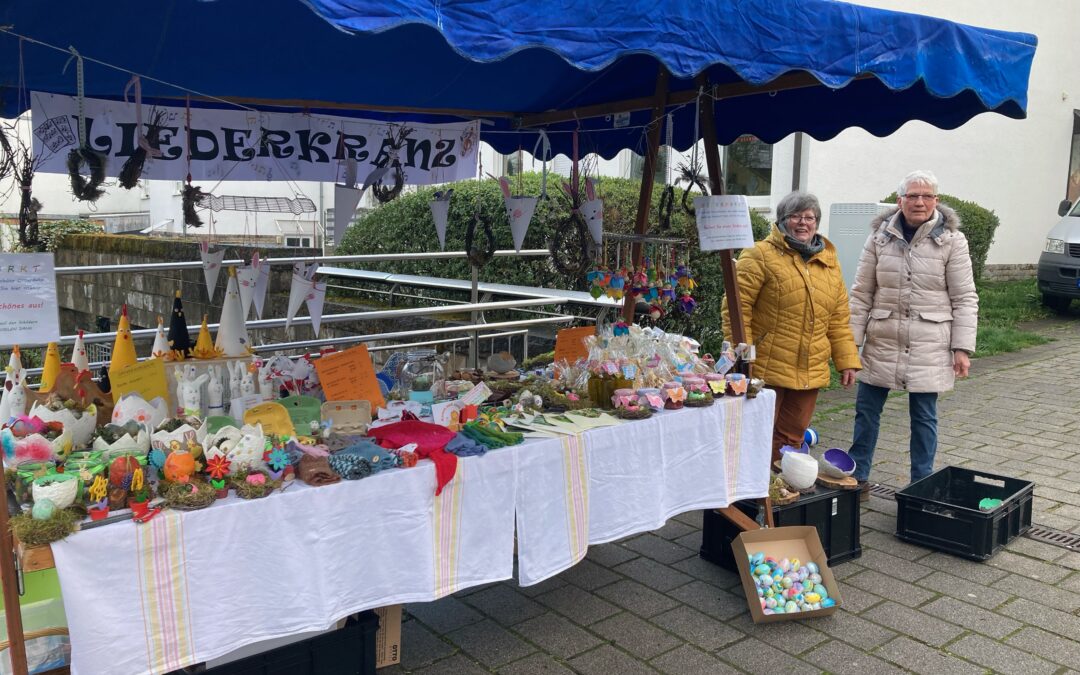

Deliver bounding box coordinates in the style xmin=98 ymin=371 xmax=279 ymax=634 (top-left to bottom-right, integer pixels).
xmin=722 ymin=192 xmax=862 ymax=463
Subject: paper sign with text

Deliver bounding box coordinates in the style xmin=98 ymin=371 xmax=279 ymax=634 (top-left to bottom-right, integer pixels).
xmin=0 ymin=253 xmax=61 ymax=347
xmin=313 ymin=344 xmax=386 ymax=409
xmin=110 ymin=358 xmax=170 ymax=405
xmin=694 ymin=195 xmax=755 ymax=250
xmin=553 ymin=326 xmax=595 ymax=365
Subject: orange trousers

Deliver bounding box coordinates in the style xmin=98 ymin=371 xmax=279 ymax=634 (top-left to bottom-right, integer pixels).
xmin=768 ymin=386 xmax=820 ymax=464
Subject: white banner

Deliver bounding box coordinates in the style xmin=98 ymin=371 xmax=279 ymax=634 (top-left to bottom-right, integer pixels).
xmin=30 ymin=91 xmax=479 ymax=185
xmin=694 ymin=195 xmax=755 ymax=250
xmin=0 ymin=253 xmax=61 ymax=347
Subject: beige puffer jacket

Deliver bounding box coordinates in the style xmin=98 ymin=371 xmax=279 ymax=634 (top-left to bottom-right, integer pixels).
xmin=849 ymin=205 xmax=978 ymax=393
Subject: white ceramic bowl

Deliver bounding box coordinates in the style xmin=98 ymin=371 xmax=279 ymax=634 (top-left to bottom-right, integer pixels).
xmin=781 ymin=451 xmax=819 ymax=490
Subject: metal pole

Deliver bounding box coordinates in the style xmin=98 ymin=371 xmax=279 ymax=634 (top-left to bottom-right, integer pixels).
xmin=469 ymin=264 xmax=479 ymax=369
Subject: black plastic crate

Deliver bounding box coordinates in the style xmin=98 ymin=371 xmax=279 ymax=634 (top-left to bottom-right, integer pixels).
xmin=172 ymin=610 xmax=379 ymax=675
xmin=700 ymin=485 xmax=862 ymax=572
xmin=895 ymin=466 xmax=1033 ymax=560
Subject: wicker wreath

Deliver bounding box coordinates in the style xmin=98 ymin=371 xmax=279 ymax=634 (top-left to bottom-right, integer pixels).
xmin=658 ymin=185 xmax=675 ymax=230
xmin=681 ymin=178 xmax=709 ymax=216
xmin=373 ymin=163 xmax=405 ymax=204
xmin=66 ymin=146 xmax=106 ymax=202
xmin=548 ymin=211 xmax=595 ymax=278
xmin=465 ymin=211 xmax=496 ymax=268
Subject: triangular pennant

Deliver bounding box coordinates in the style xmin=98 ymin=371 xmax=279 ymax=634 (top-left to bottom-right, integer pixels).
xmin=581 ymin=198 xmax=604 ymax=245
xmin=429 ymin=190 xmax=453 ymax=251
xmin=505 ymin=195 xmax=538 ymax=252
xmin=200 ymin=240 xmax=225 ymax=301
xmin=334 ymin=184 xmax=363 ymax=246
xmin=306 ymin=281 xmax=327 ymax=337
xmin=236 ymin=265 xmax=257 ymax=320
xmin=286 ymin=263 xmax=318 ymax=331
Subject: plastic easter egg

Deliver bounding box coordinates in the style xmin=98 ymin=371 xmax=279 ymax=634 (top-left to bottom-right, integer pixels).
xmin=779 ymin=558 xmax=791 ymax=572
xmin=811 ymin=602 xmax=821 ymax=610
xmin=31 ymin=498 xmax=56 ymax=521
xmin=756 ymin=587 xmax=764 ymax=597
xmin=751 ymin=552 xmax=764 ymax=565
xmin=754 ymin=563 xmax=770 ymax=576
xmin=807 ymin=562 xmax=819 ymax=574
xmin=805 ymin=592 xmax=821 ymax=603
xmin=772 ymin=605 xmax=784 ymax=614
xmin=765 ymin=597 xmax=777 ymax=609
xmin=821 ymin=598 xmax=836 ymax=608
xmin=780 ymin=576 xmax=793 ymax=589
xmin=764 ymin=587 xmax=774 ymax=598
xmin=784 ymin=601 xmax=798 ymax=613
xmin=759 ymin=574 xmax=773 ymax=587
xmin=790 ymin=558 xmax=800 ymax=569
xmin=763 ymin=608 xmax=774 ymax=615
xmin=814 ymin=584 xmax=829 ymax=599
xmin=809 ymin=573 xmax=822 ymax=585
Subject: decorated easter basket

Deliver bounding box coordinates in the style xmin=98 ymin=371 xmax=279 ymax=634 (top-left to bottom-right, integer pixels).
xmin=32 ymin=473 xmax=80 ymax=510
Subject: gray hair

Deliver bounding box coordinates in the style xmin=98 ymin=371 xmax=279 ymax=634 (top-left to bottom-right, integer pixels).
xmin=898 ymin=170 xmax=939 ymax=196
xmin=776 ymin=191 xmax=822 ymax=223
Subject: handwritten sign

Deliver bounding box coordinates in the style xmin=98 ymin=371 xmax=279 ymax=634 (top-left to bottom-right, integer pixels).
xmin=0 ymin=253 xmax=61 ymax=347
xmin=554 ymin=326 xmax=595 ymax=366
xmin=693 ymin=195 xmax=755 ymax=250
xmin=110 ymin=358 xmax=170 ymax=405
xmin=313 ymin=344 xmax=386 ymax=409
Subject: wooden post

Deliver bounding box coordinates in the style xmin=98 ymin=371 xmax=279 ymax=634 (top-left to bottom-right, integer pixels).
xmin=695 ymin=74 xmax=746 ymax=345
xmin=0 ymin=478 xmax=29 ymax=675
xmin=622 ymin=67 xmax=669 ymax=322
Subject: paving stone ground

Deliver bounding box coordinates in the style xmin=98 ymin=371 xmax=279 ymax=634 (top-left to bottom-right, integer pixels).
xmin=384 ymin=316 xmax=1080 ymax=674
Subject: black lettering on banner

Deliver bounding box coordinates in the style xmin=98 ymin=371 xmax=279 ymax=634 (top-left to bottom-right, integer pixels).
xmin=257 ymin=129 xmax=294 ymax=159
xmin=222 ymin=128 xmax=256 ymax=162
xmin=333 ymin=132 xmax=369 ymax=162
xmin=432 ymin=139 xmax=457 ymax=168
xmin=70 ymin=116 xmax=113 ymax=154
xmin=404 ymin=138 xmax=431 ymax=172
xmin=187 ymin=128 xmax=220 ymax=161
xmin=372 ymin=137 xmax=396 ymax=168
xmin=114 ymin=122 xmax=139 ymax=158
xmin=153 ymin=125 xmax=183 ymax=160
xmin=296 ymin=129 xmax=331 ymax=163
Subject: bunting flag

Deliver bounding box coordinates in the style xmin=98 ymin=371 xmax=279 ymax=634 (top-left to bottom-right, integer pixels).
xmin=199 ymin=240 xmax=225 ymax=301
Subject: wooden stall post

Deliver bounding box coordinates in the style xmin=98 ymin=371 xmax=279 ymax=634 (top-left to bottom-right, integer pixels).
xmin=0 ymin=477 xmax=29 ymax=675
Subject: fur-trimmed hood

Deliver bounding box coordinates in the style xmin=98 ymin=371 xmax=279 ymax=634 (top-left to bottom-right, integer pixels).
xmin=870 ymin=203 xmax=961 ymax=233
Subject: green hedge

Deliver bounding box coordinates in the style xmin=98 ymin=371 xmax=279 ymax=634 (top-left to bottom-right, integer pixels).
xmin=338 ymin=173 xmax=770 ymax=354
xmin=882 ymin=193 xmax=999 ymax=283
xmin=11 ymin=218 xmax=104 ymax=252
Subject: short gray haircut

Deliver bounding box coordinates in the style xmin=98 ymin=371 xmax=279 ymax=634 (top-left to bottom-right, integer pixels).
xmin=898 ymin=170 xmax=939 ymax=196
xmin=776 ymin=191 xmax=822 ymax=223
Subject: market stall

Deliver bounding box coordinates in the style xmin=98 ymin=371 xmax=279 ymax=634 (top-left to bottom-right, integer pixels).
xmin=0 ymin=1 xmax=1037 ymax=674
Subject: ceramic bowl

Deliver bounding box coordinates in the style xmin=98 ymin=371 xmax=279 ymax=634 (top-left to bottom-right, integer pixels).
xmin=781 ymin=451 xmax=819 ymax=490
xmin=27 ymin=402 xmax=98 ymax=448
xmin=817 ymin=448 xmax=856 ymax=478
xmin=32 ymin=473 xmax=79 ymax=510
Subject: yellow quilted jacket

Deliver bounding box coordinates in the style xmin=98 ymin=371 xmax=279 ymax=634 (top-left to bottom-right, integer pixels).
xmin=722 ymin=226 xmax=862 ymax=390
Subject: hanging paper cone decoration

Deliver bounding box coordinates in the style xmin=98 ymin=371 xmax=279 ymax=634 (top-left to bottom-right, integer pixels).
xmin=237 ymin=252 xmax=271 ymax=320
xmin=108 ymin=305 xmax=138 ymax=383
xmin=286 ymin=263 xmax=319 ymax=331
xmin=429 ymin=189 xmax=452 ymax=251
xmin=215 ymin=267 xmax=251 ymax=357
xmin=149 ymin=317 xmax=169 ymax=359
xmin=306 ymin=280 xmax=327 ymax=337
xmin=200 ymin=240 xmax=225 ymax=301
xmin=334 ymin=183 xmax=363 ymax=247
xmin=167 ymin=290 xmax=193 ymax=360
xmin=40 ymin=342 xmax=61 ymax=392
xmin=505 ymin=196 xmax=538 ymax=252
xmin=581 ymin=199 xmax=604 ymax=245
xmin=71 ymin=330 xmax=90 ymax=373
xmin=236 ymin=265 xmax=258 ymax=320
xmin=192 ymin=314 xmax=222 ymax=359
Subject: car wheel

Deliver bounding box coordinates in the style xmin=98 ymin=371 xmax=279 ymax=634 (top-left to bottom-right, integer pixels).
xmin=1040 ymin=293 xmax=1072 ymax=314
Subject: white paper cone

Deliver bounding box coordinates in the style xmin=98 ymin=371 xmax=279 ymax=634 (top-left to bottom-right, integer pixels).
xmin=150 ymin=320 xmax=169 ymax=359
xmin=215 ymin=272 xmax=251 ymax=357
xmin=5 ymin=349 xmax=23 ymax=384
xmin=71 ymin=331 xmax=89 ymax=373
xmin=429 ymin=198 xmax=451 ymax=250
xmin=236 ymin=265 xmax=257 ymax=320
xmin=305 ymin=281 xmax=327 ymax=337
xmin=334 ymin=184 xmax=363 ymax=246
xmin=252 ymin=257 xmax=270 ymax=319
xmin=505 ymin=196 xmax=538 ymax=252
xmin=581 ymin=198 xmax=604 ymax=245
xmin=285 ymin=264 xmax=313 ymax=331
xmin=200 ymin=243 xmax=225 ymax=300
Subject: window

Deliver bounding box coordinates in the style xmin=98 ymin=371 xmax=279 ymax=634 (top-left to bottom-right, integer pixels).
xmin=504 ymin=152 xmax=524 ymax=176
xmin=1068 ymin=111 xmax=1080 ymax=204
xmin=285 ymin=236 xmax=312 ymax=248
xmin=629 ymin=147 xmax=671 ymax=184
xmin=723 ymin=135 xmax=773 ymax=197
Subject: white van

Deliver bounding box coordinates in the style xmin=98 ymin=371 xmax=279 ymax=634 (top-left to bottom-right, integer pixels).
xmin=1037 ymin=199 xmax=1080 ymax=312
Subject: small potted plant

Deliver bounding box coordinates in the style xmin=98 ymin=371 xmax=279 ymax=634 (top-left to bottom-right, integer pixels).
xmin=127 ymin=467 xmax=151 ymax=518
xmin=87 ymin=475 xmax=109 ymax=520
xmin=206 ymin=454 xmax=231 ymax=499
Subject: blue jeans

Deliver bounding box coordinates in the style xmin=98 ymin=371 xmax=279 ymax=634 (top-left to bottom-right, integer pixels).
xmin=849 ymin=382 xmax=938 ymax=484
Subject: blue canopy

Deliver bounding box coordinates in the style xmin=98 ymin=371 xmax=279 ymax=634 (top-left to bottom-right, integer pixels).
xmin=0 ymin=0 xmax=1036 ymax=158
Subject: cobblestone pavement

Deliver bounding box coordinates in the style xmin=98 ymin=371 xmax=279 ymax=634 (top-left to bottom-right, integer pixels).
xmin=384 ymin=317 xmax=1080 ymax=675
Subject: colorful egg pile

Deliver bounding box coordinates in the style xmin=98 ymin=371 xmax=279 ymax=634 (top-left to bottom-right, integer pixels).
xmin=748 ymin=552 xmax=836 ymax=615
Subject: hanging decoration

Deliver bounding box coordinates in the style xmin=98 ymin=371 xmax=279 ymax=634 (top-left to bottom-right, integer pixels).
xmin=499 ymin=176 xmax=538 ymax=253
xmin=215 ymin=267 xmax=252 ymax=357
xmin=200 ymin=239 xmax=225 ymax=301
xmin=64 ymin=48 xmax=106 ymax=203
xmin=183 ymin=183 xmax=206 ymax=228
xmin=334 ymin=154 xmax=363 ymax=246
xmin=117 ymin=76 xmax=165 ymax=189
xmin=429 ymin=189 xmax=452 ymax=251
xmin=236 ymin=252 xmax=270 ymax=320
xmin=371 ymin=126 xmax=412 ymax=204
xmin=581 ymin=178 xmax=603 ymax=245
xmin=285 ymin=262 xmax=326 ymax=336
xmin=548 ymin=132 xmax=595 ymax=278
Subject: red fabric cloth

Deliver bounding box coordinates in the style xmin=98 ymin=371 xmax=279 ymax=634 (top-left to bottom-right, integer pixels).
xmin=368 ymin=414 xmax=458 ymax=494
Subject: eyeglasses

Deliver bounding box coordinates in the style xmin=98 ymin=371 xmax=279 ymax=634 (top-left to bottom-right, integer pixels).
xmin=903 ymin=194 xmax=938 ymax=202
xmin=786 ymin=215 xmax=818 ymax=224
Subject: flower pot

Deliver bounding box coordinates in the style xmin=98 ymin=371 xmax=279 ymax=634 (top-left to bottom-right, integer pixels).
xmin=215 ymin=488 xmax=229 ymax=499
xmin=88 ymin=506 xmax=109 ymax=521
xmin=129 ymin=500 xmax=149 ymax=518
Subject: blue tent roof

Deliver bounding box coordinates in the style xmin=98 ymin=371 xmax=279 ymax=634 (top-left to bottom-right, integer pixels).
xmin=0 ymin=0 xmax=1036 ymax=158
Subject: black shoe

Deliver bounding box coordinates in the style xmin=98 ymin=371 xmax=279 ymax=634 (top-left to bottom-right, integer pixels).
xmin=858 ymin=481 xmax=870 ymax=502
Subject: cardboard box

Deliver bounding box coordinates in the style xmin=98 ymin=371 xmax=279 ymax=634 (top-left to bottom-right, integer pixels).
xmin=731 ymin=525 xmax=843 ymax=624
xmin=374 ymin=605 xmax=402 ymax=668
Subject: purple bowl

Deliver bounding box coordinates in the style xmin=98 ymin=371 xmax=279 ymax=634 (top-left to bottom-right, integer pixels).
xmin=819 ymin=447 xmax=856 ymax=478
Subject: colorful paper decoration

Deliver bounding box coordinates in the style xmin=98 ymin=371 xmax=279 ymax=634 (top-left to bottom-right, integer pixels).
xmin=499 ymin=177 xmax=537 ymax=253
xmin=38 ymin=342 xmax=60 ymax=392
xmin=199 ymin=240 xmax=225 ymax=300
xmin=236 ymin=252 xmax=270 ymax=320
xmin=285 ymin=262 xmax=326 ymax=336
xmin=107 ymin=305 xmax=138 ymax=384
xmin=215 ymin=267 xmax=251 ymax=357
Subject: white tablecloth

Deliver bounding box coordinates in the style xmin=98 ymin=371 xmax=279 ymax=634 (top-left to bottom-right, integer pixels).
xmin=514 ymin=391 xmax=774 ymax=585
xmin=50 ymin=392 xmax=773 ymax=675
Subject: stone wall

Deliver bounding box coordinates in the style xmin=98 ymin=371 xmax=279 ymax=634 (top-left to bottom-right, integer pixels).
xmin=982 ymin=264 xmax=1037 ymax=282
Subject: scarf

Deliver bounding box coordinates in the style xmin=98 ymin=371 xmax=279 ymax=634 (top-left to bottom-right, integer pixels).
xmin=777 ymin=221 xmax=825 ymax=261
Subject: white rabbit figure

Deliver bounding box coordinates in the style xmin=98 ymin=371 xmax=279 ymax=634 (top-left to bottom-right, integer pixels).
xmin=257 ymin=358 xmax=276 ymax=401
xmin=206 ymin=365 xmax=225 ymax=414
xmin=228 ymin=361 xmax=242 ymax=401
xmin=173 ymin=364 xmax=187 ymax=416
xmin=1 ymin=378 xmax=27 ymax=423
xmin=240 ymin=363 xmax=257 ymax=399
xmin=174 ymin=363 xmax=210 ymax=417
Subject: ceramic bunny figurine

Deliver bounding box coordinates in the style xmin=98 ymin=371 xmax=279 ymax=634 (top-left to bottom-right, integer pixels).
xmin=228 ymin=361 xmax=242 ymax=401
xmin=174 ymin=363 xmax=210 ymax=417
xmin=173 ymin=364 xmax=187 ymax=417
xmin=206 ymin=365 xmax=225 ymax=414
xmin=240 ymin=363 xmax=257 ymax=399
xmin=257 ymin=358 xmax=277 ymax=401
xmin=1 ymin=378 xmax=27 ymax=424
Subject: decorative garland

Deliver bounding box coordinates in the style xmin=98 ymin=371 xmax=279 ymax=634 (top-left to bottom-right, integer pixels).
xmin=548 ymin=211 xmax=594 ymax=278
xmin=372 ymin=164 xmax=405 ymax=204
xmin=465 ymin=211 xmax=496 ymax=268
xmin=658 ymin=185 xmax=675 ymax=230
xmin=118 ymin=109 xmax=167 ymax=189
xmin=182 ymin=184 xmax=205 ymax=228
xmin=66 ymin=146 xmax=106 ymax=202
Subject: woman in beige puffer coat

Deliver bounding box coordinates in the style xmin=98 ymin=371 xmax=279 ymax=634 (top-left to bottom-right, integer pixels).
xmin=848 ymin=170 xmax=978 ymax=494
